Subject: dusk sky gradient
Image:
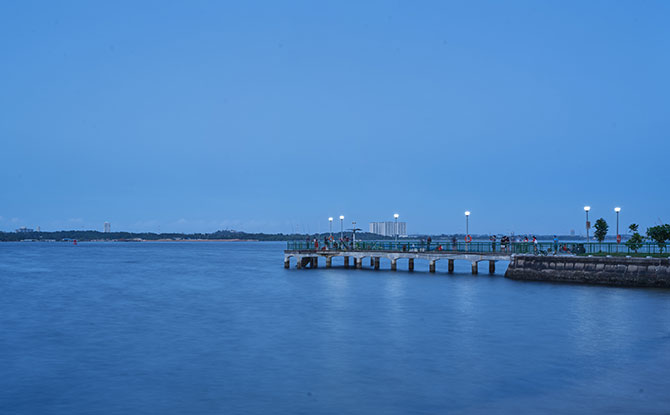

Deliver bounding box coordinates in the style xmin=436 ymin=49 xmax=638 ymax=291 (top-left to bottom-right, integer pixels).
xmin=2 ymin=1 xmax=669 ymax=235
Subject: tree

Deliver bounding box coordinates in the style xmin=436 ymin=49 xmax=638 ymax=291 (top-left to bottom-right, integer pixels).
xmin=626 ymin=224 xmax=644 ymax=253
xmin=594 ymin=218 xmax=609 ymax=243
xmin=647 ymin=224 xmax=670 ymax=253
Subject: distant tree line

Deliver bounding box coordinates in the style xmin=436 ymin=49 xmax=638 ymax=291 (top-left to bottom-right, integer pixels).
xmin=0 ymin=229 xmax=397 ymax=242
xmin=3 ymin=225 xmax=669 ymax=247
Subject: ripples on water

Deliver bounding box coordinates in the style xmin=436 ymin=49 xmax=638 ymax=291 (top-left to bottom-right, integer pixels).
xmin=1 ymin=242 xmax=669 ymax=414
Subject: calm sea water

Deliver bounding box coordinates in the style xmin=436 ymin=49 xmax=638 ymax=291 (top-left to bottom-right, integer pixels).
xmin=1 ymin=242 xmax=670 ymax=414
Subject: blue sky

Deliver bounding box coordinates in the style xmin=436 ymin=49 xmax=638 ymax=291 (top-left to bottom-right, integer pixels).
xmin=2 ymin=1 xmax=668 ymax=235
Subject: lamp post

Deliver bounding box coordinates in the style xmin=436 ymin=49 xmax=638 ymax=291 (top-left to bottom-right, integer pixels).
xmin=465 ymin=211 xmax=470 ymax=251
xmin=614 ymin=207 xmax=621 ymax=243
xmin=584 ymin=206 xmax=591 ymax=242
xmin=352 ymin=221 xmax=356 ymax=245
xmin=339 ymin=215 xmax=344 ymax=241
xmin=394 ymin=213 xmax=399 ymax=245
xmin=328 ymin=217 xmax=333 ymax=239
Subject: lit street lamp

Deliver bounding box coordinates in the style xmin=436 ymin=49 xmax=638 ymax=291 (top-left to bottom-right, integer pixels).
xmin=465 ymin=211 xmax=471 ymax=251
xmin=328 ymin=217 xmax=333 ymax=239
xmin=614 ymin=207 xmax=621 ymax=243
xmin=339 ymin=215 xmax=344 ymax=241
xmin=394 ymin=213 xmax=399 ymax=244
xmin=584 ymin=206 xmax=591 ymax=242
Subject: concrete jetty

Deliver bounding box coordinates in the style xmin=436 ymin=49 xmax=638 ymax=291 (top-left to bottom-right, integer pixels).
xmin=284 ymin=240 xmax=670 ymax=283
xmin=505 ymin=255 xmax=670 ymax=287
xmin=284 ymin=245 xmax=511 ymax=274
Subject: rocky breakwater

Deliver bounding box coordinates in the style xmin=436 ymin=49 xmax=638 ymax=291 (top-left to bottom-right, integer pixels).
xmin=505 ymin=255 xmax=670 ymax=287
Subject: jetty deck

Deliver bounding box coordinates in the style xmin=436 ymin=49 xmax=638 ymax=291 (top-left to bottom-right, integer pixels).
xmin=284 ymin=241 xmax=520 ymax=274
xmin=284 ymin=240 xmax=668 ymax=274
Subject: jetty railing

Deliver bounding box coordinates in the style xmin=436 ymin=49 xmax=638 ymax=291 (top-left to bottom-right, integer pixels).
xmin=286 ymin=240 xmax=669 ymax=256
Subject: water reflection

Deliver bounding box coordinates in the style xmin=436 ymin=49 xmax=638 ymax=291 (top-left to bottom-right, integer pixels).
xmin=2 ymin=242 xmax=670 ymax=414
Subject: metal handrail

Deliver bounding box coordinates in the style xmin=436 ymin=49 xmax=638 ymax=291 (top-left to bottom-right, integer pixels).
xmin=286 ymin=240 xmax=669 ymax=255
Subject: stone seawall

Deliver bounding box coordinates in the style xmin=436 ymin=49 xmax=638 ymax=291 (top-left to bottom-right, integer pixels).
xmin=505 ymin=255 xmax=670 ymax=287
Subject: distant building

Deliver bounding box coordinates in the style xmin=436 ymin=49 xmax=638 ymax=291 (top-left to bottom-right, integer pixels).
xmin=104 ymin=222 xmax=111 ymax=233
xmin=16 ymin=227 xmax=34 ymax=233
xmin=36 ymin=226 xmax=40 ymax=232
xmin=570 ymin=229 xmax=575 ymax=236
xmin=369 ymin=221 xmax=407 ymax=237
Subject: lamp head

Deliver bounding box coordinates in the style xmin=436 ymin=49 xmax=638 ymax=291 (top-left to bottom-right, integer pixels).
xmin=394 ymin=213 xmax=399 ymax=219
xmin=339 ymin=215 xmax=344 ymax=220
xmin=614 ymin=207 xmax=621 ymax=213
xmin=584 ymin=206 xmax=591 ymax=212
xmin=328 ymin=217 xmax=333 ymax=222
xmin=465 ymin=211 xmax=470 ymax=216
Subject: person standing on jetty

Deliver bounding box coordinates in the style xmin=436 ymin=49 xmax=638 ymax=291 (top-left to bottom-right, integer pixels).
xmin=553 ymin=235 xmax=559 ymax=255
xmin=490 ymin=235 xmax=497 ymax=252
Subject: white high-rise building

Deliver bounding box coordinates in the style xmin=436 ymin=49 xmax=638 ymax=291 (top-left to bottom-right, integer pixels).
xmin=104 ymin=222 xmax=111 ymax=233
xmin=369 ymin=221 xmax=407 ymax=237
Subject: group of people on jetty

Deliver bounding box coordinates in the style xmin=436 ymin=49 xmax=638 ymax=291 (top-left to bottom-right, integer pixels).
xmin=304 ymin=234 xmax=582 ymax=255
xmin=489 ymin=235 xmax=538 ymax=253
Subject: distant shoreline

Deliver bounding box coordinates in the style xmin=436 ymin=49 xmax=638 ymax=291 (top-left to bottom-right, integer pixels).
xmin=149 ymin=239 xmax=258 ymax=242
xmin=0 ymin=229 xmax=596 ymax=243
xmin=3 ymin=239 xmax=262 ymax=243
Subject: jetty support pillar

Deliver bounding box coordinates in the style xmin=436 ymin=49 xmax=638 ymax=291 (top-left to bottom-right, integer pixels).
xmin=298 ymin=257 xmax=311 ymax=269
xmin=312 ymin=257 xmax=318 ymax=268
xmin=284 ymin=258 xmax=290 ymax=269
xmin=489 ymin=260 xmax=495 ymax=274
xmin=429 ymin=260 xmax=436 ymax=273
xmin=344 ymin=256 xmax=349 ymax=268
xmin=391 ymin=259 xmax=397 ymax=271
xmin=326 ymin=257 xmax=332 ymax=268
xmin=356 ymin=257 xmax=362 ymax=269
xmin=408 ymin=258 xmax=414 ymax=272
xmin=448 ymin=259 xmax=454 ymax=273
xmin=374 ymin=257 xmax=380 ymax=270
xmin=472 ymin=262 xmax=478 ymax=275
xmin=370 ymin=257 xmax=374 ymax=267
